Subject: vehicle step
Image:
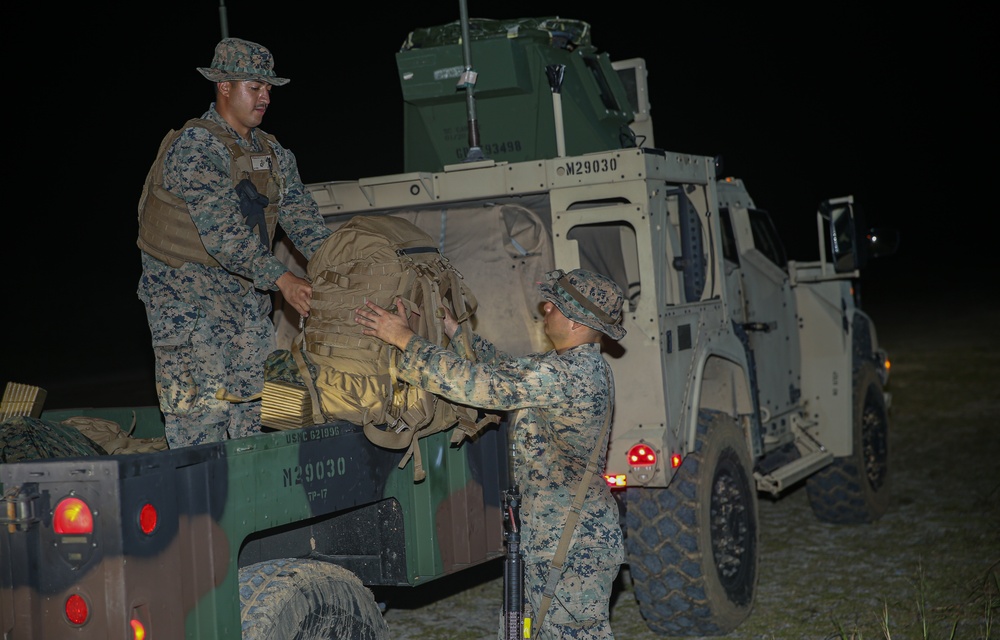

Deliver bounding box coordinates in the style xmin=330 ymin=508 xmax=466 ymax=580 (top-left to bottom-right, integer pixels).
xmin=754 ymin=449 xmax=834 ymax=496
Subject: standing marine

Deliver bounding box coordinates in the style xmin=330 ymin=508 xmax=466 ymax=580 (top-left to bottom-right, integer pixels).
xmin=136 ymin=38 xmax=331 ymax=447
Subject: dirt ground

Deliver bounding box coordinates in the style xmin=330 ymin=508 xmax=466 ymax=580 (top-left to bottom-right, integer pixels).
xmin=377 ymin=287 xmax=1000 ymax=639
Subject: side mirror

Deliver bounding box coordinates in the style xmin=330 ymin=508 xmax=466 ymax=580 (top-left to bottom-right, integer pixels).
xmin=819 ymin=197 xmax=899 ymax=274
xmin=828 ymin=201 xmax=858 ymax=273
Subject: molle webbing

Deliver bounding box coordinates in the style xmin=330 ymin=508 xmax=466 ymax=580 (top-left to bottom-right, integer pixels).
xmin=287 ymin=215 xmax=498 ymax=482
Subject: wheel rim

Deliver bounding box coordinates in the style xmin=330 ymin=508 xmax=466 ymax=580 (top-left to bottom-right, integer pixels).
xmin=709 ymin=449 xmax=755 ymax=604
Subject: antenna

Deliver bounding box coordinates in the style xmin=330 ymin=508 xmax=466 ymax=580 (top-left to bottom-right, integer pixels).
xmin=218 ymin=0 xmax=229 ymax=39
xmin=546 ymin=64 xmax=567 ymax=157
xmin=457 ymin=0 xmax=485 ymax=162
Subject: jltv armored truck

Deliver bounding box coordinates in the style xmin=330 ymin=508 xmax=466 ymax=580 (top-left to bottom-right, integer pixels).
xmin=1 ymin=14 xmax=895 ymax=639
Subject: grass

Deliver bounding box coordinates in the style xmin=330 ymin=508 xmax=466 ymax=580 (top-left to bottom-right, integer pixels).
xmin=829 ymin=563 xmax=998 ymax=640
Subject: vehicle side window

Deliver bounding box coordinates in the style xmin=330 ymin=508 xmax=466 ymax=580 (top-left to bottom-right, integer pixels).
xmin=748 ymin=209 xmax=788 ymax=268
xmin=567 ymin=221 xmax=639 ymax=306
xmin=720 ymin=208 xmax=737 ymax=263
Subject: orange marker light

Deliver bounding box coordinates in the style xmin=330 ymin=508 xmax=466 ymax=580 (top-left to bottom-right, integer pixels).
xmin=604 ymin=474 xmax=626 ymax=488
xmin=131 ymin=604 xmax=152 ymax=639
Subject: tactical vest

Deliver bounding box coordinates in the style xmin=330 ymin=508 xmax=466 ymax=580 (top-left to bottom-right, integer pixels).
xmin=137 ymin=118 xmax=281 ymax=278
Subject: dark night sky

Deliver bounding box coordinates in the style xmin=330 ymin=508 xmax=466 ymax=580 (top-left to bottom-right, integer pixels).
xmin=3 ymin=3 xmax=994 ymax=407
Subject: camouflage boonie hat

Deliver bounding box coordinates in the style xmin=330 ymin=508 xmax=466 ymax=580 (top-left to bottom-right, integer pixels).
xmin=197 ymin=37 xmax=290 ymax=86
xmin=539 ymin=268 xmax=626 ymax=340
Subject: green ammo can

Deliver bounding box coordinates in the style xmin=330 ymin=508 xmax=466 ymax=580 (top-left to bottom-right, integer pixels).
xmin=396 ymin=17 xmax=637 ymax=172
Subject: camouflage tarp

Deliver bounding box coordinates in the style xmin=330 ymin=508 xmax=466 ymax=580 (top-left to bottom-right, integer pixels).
xmin=400 ymin=17 xmax=592 ymax=50
xmin=1 ymin=416 xmax=107 ymax=463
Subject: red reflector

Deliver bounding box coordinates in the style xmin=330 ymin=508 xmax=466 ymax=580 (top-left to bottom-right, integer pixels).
xmin=626 ymin=444 xmax=656 ymax=466
xmin=53 ymin=497 xmax=93 ymax=535
xmin=65 ymin=593 xmax=88 ymax=625
xmin=671 ymin=453 xmax=682 ymax=468
xmin=131 ymin=618 xmax=147 ymax=640
xmin=139 ymin=503 xmax=158 ymax=535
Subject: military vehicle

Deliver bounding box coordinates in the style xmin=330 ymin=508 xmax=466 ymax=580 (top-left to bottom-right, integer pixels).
xmin=1 ymin=10 xmax=897 ymax=640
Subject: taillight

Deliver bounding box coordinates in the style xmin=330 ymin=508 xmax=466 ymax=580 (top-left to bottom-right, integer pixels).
xmin=627 ymin=444 xmax=656 ymax=467
xmin=65 ymin=593 xmax=89 ymax=626
xmin=53 ymin=497 xmax=93 ymax=534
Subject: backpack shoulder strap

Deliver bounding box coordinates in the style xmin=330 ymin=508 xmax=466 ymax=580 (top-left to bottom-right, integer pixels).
xmin=534 ymin=385 xmax=614 ymax=632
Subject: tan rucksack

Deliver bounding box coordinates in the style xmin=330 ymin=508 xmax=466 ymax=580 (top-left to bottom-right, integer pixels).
xmin=284 ymin=214 xmax=499 ymax=481
xmin=59 ymin=416 xmax=169 ymax=455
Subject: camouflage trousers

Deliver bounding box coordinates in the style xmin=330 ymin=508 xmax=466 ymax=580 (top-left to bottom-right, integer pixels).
xmin=500 ymin=547 xmax=621 ymax=639
xmin=143 ymin=277 xmax=275 ymax=448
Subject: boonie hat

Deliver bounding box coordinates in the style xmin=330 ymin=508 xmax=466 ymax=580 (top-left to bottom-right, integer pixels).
xmin=538 ymin=269 xmax=626 ymax=340
xmin=197 ymin=37 xmax=290 ymax=86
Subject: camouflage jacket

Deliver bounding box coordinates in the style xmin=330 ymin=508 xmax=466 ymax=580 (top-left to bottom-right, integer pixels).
xmin=397 ymin=331 xmax=623 ymax=562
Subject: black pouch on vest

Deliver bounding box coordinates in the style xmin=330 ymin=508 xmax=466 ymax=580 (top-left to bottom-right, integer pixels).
xmin=235 ymin=178 xmax=270 ymax=248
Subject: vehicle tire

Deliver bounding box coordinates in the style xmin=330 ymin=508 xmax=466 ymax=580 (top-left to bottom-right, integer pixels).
xmin=239 ymin=558 xmax=390 ymax=640
xmin=624 ymin=409 xmax=758 ymax=635
xmin=806 ymin=361 xmax=890 ymax=524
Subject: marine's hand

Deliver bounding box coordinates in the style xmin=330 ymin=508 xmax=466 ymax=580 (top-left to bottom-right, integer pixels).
xmin=440 ymin=305 xmax=459 ymax=339
xmin=356 ymin=298 xmax=414 ymax=350
xmin=277 ymin=272 xmax=314 ymax=317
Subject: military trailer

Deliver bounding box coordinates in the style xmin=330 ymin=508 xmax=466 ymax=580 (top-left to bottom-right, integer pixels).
xmin=1 ymin=13 xmax=896 ymax=640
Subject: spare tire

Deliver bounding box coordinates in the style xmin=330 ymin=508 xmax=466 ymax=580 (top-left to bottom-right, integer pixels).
xmin=240 ymin=558 xmax=390 ymax=640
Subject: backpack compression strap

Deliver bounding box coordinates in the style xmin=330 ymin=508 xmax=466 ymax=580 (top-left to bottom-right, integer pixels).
xmin=291 ymin=332 xmax=326 ymax=425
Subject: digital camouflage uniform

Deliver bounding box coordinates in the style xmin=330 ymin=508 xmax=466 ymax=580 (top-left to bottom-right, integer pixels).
xmin=396 ymin=269 xmax=626 ymax=639
xmin=136 ymin=39 xmax=330 ymax=448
